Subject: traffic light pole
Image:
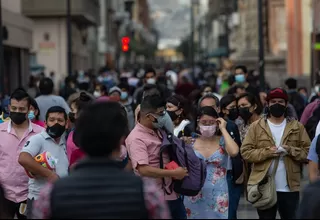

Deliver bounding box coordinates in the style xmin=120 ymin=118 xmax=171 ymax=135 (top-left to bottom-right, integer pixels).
xmin=67 ymin=0 xmax=72 ymax=76
xmin=258 ymin=0 xmax=265 ymax=91
xmin=0 ymin=0 xmax=4 ymax=96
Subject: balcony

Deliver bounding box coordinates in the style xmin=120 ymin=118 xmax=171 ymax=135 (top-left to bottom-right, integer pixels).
xmin=21 ymin=0 xmax=100 ymax=26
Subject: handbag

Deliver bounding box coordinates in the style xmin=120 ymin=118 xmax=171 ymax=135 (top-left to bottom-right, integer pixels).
xmin=247 ymin=159 xmax=279 ymax=210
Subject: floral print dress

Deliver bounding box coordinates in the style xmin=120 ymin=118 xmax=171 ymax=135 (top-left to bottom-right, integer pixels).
xmin=184 ymin=138 xmax=229 ymax=219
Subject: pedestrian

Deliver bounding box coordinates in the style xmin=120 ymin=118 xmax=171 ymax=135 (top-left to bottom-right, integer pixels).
xmin=0 ymin=97 xmax=10 ymax=123
xmin=241 ymin=88 xmax=310 ymax=219
xmin=118 ymin=82 xmax=136 ymax=131
xmin=236 ymin=93 xmax=263 ymax=142
xmin=67 ymin=92 xmax=93 ymax=168
xmin=166 ymin=94 xmax=193 ymax=137
xmin=35 ymin=78 xmax=70 ymax=121
xmin=32 ymin=102 xmax=170 ymax=219
xmin=220 ymin=94 xmax=243 ymax=219
xmin=184 ymin=107 xmax=239 ymax=219
xmin=126 ymin=95 xmax=188 ymax=219
xmin=19 ymin=106 xmax=69 ymax=219
xmin=28 ymin=98 xmax=45 ymax=127
xmin=307 ymin=134 xmax=320 ymax=182
xmin=0 ymin=89 xmax=43 ymax=219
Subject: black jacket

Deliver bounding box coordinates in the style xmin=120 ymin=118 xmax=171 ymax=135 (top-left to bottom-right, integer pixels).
xmin=226 ymin=119 xmax=243 ymax=183
xmin=50 ymin=159 xmax=149 ymax=219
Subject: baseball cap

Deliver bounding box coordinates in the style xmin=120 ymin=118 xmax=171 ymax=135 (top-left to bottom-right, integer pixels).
xmin=266 ymin=88 xmax=289 ymax=102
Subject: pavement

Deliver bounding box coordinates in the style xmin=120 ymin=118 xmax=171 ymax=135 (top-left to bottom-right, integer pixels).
xmin=237 ymin=166 xmax=309 ymax=219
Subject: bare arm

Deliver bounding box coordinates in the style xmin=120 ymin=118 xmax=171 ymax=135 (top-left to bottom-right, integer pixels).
xmin=221 ymin=128 xmax=239 ymax=157
xmin=19 ymin=152 xmax=56 ymax=180
xmin=138 ymin=165 xmax=187 ymax=179
xmin=308 ymin=161 xmax=319 ymax=183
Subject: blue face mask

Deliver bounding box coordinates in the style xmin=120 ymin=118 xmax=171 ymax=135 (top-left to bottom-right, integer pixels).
xmin=28 ymin=111 xmax=35 ymax=121
xmin=235 ymin=74 xmax=246 ymax=83
xmin=121 ymin=92 xmax=128 ymax=100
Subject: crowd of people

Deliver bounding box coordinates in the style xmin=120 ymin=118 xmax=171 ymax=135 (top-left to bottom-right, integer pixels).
xmin=0 ymin=62 xmax=320 ymax=219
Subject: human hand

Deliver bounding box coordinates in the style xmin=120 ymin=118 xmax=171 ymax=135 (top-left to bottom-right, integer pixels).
xmin=268 ymin=146 xmax=281 ymax=158
xmin=216 ymin=118 xmax=227 ymax=130
xmin=281 ymin=145 xmax=291 ymax=154
xmin=173 ymin=167 xmax=188 ymax=180
xmin=180 ymin=136 xmax=193 ymax=145
xmin=47 ymin=172 xmax=59 ymax=183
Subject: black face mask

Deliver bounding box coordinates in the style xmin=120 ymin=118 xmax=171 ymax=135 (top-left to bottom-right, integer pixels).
xmin=68 ymin=112 xmax=76 ymax=123
xmin=227 ymin=108 xmax=239 ymax=121
xmin=167 ymin=110 xmax=179 ymax=122
xmin=269 ymin=104 xmax=286 ymax=118
xmin=239 ymin=107 xmax=253 ymax=123
xmin=46 ymin=123 xmax=66 ymax=139
xmin=10 ymin=112 xmax=27 ymax=125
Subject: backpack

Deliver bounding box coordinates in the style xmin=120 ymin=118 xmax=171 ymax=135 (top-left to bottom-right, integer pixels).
xmin=305 ymin=104 xmax=320 ymax=140
xmin=159 ymin=130 xmax=207 ymax=197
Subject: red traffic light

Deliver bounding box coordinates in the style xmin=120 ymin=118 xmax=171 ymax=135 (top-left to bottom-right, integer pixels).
xmin=122 ymin=44 xmax=129 ymax=52
xmin=122 ymin=36 xmax=130 ymax=45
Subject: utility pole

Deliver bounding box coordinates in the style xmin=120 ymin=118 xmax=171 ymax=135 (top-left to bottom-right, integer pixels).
xmin=0 ymin=0 xmax=4 ymax=96
xmin=190 ymin=0 xmax=196 ymax=82
xmin=67 ymin=0 xmax=72 ymax=76
xmin=258 ymin=0 xmax=265 ymax=90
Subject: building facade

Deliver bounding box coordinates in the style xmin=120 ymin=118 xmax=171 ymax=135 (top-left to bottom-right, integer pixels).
xmin=2 ymin=0 xmax=33 ymax=94
xmin=22 ymin=0 xmax=100 ymax=87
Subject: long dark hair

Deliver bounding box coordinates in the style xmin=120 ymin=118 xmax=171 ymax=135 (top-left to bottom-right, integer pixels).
xmin=237 ymin=93 xmax=263 ymax=115
xmin=72 ymin=92 xmax=93 ymax=114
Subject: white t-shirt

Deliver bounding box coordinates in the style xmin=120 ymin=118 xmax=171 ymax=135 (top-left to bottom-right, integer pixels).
xmin=316 ymin=121 xmax=320 ymax=137
xmin=267 ymin=119 xmax=290 ymax=192
xmin=174 ymin=120 xmax=190 ymax=137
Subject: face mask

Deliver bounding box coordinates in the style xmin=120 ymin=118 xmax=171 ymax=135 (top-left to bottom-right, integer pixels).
xmin=10 ymin=112 xmax=27 ymax=125
xmin=239 ymin=107 xmax=253 ymax=123
xmin=121 ymin=92 xmax=128 ymax=100
xmin=227 ymin=108 xmax=239 ymax=121
xmin=199 ymin=125 xmax=217 ymax=138
xmin=69 ymin=112 xmax=76 ymax=123
xmin=235 ymin=74 xmax=246 ymax=83
xmin=28 ymin=111 xmax=35 ymax=121
xmin=93 ymin=91 xmax=101 ymax=98
xmin=167 ymin=110 xmax=179 ymax=122
xmin=269 ymin=104 xmax=286 ymax=118
xmin=46 ymin=123 xmax=66 ymax=139
xmin=146 ymin=78 xmax=156 ymax=85
xmin=151 ymin=114 xmax=166 ymax=129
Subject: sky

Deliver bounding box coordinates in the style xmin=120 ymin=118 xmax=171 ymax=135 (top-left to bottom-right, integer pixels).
xmin=149 ymin=0 xmax=208 ymax=49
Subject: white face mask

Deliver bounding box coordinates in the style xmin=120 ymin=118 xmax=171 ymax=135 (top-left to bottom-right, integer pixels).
xmin=93 ymin=91 xmax=101 ymax=98
xmin=146 ymin=78 xmax=156 ymax=85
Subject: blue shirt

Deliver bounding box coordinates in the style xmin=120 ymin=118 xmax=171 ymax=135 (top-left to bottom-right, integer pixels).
xmin=307 ymin=135 xmax=320 ymax=163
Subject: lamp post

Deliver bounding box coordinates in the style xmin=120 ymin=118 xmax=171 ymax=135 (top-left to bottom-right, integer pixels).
xmin=67 ymin=0 xmax=72 ymax=76
xmin=258 ymin=0 xmax=265 ymax=90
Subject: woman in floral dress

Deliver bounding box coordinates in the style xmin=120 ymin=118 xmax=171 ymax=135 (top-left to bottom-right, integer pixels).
xmin=184 ymin=107 xmax=239 ymax=219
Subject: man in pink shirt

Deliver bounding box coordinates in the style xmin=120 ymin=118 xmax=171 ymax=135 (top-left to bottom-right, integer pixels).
xmin=0 ymin=89 xmax=43 ymax=219
xmin=126 ymin=95 xmax=188 ymax=219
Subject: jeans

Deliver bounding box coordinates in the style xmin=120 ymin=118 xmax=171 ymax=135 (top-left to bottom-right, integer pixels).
xmin=257 ymin=192 xmax=300 ymax=219
xmin=227 ymin=171 xmax=243 ymax=219
xmin=167 ymin=197 xmax=187 ymax=219
xmin=27 ymin=198 xmax=35 ymax=219
xmin=3 ymin=198 xmax=27 ymax=219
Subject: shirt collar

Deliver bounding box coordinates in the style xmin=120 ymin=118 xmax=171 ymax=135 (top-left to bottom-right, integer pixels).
xmin=136 ymin=123 xmax=157 ymax=135
xmin=42 ymin=131 xmax=67 ymax=146
xmin=6 ymin=120 xmax=33 ymax=134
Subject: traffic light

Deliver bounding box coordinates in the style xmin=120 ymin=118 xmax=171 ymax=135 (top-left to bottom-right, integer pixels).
xmin=121 ymin=36 xmax=130 ymax=52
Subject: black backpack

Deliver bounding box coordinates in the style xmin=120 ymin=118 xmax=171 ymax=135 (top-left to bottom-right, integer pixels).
xmin=305 ymin=104 xmax=320 ymax=140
